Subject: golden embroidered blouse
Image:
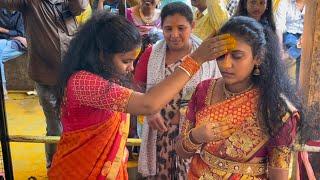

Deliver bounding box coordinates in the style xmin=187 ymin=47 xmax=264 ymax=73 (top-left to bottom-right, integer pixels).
xmin=180 ymin=79 xmax=299 ymax=179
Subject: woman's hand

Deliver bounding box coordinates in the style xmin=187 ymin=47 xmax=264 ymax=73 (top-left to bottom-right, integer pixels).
xmin=147 ymin=113 xmax=168 ymax=132
xmin=191 ymin=121 xmax=236 ymax=144
xmin=12 ymin=36 xmax=27 ymax=47
xmin=190 ymin=34 xmax=236 ymax=64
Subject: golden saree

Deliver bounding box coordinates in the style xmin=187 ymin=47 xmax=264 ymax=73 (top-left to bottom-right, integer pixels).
xmin=181 ymin=79 xmax=298 ymax=179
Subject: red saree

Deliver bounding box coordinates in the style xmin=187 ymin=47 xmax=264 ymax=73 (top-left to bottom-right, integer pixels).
xmin=48 ymin=71 xmax=132 ymax=179
xmin=181 ymin=79 xmax=299 ymax=179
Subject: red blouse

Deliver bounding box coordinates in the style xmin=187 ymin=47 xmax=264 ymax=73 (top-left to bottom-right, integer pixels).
xmin=61 ymin=71 xmax=133 ymax=132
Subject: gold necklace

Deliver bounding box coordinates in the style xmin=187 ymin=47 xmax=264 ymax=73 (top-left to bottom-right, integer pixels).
xmin=223 ymin=83 xmax=254 ymax=99
xmin=139 ymin=8 xmax=155 ymax=25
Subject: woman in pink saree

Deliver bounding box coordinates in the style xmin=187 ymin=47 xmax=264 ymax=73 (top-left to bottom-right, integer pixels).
xmin=176 ymin=16 xmax=316 ymax=179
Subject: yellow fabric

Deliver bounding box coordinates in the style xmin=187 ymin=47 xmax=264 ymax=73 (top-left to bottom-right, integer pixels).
xmin=273 ymin=0 xmax=281 ymax=12
xmin=193 ymin=0 xmax=230 ymax=40
xmin=76 ymin=3 xmax=92 ymax=25
xmin=268 ymin=147 xmax=292 ymax=169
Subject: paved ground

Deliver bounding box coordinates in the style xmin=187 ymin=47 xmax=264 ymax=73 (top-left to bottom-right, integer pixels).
xmin=4 ymin=92 xmax=47 ymax=179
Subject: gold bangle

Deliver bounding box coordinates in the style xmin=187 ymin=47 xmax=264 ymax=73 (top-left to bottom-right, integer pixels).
xmin=178 ymin=55 xmax=200 ymax=77
xmin=182 ymin=130 xmax=202 ymax=152
xmin=178 ymin=66 xmax=191 ymax=77
xmin=177 ymin=137 xmax=195 ymax=156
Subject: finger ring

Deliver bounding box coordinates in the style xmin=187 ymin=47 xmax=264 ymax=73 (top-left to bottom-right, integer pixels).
xmin=213 ymin=134 xmax=221 ymax=141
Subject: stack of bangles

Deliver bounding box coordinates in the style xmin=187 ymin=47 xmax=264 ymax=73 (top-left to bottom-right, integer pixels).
xmin=182 ymin=130 xmax=203 ymax=153
xmin=178 ymin=55 xmax=200 ymax=77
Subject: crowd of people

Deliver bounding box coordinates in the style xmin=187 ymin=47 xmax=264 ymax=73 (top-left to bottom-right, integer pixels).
xmin=0 ymin=0 xmax=319 ymax=179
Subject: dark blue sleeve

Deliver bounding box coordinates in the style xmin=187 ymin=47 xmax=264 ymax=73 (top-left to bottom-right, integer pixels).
xmin=8 ymin=12 xmax=24 ymax=37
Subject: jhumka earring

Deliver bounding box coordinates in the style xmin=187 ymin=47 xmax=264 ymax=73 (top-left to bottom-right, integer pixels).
xmin=253 ymin=64 xmax=261 ymax=76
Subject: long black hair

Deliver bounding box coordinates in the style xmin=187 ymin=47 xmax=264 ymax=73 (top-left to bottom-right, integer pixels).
xmin=57 ymin=12 xmax=141 ymax=105
xmin=219 ymin=16 xmax=304 ymax=137
xmin=235 ymin=0 xmax=276 ymax=32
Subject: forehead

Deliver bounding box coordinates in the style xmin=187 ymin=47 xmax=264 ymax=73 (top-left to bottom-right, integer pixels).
xmin=247 ymin=0 xmax=267 ymax=3
xmin=232 ymin=37 xmax=252 ymax=53
xmin=162 ymin=14 xmax=190 ymax=26
xmin=116 ymin=49 xmax=138 ymax=59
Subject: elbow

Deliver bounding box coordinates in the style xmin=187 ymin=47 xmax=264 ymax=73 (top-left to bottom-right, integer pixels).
xmin=140 ymin=96 xmax=164 ymax=115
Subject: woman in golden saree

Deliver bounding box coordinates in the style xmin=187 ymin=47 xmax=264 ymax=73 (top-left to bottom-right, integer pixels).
xmin=176 ymin=16 xmax=310 ymax=179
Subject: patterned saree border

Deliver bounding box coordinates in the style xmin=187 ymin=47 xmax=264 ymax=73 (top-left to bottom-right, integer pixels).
xmin=105 ymin=114 xmax=130 ymax=179
xmin=200 ymin=150 xmax=267 ymax=176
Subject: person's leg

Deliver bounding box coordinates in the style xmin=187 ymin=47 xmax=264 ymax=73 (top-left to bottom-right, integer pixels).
xmin=35 ymin=83 xmax=62 ymax=169
xmin=0 ymin=40 xmax=7 ymax=94
xmin=0 ymin=39 xmax=24 ymax=94
xmin=283 ymin=32 xmax=299 ymax=49
xmin=296 ymin=57 xmax=301 ymax=87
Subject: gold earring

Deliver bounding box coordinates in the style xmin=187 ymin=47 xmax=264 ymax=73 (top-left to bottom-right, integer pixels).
xmin=253 ymin=64 xmax=261 ymax=76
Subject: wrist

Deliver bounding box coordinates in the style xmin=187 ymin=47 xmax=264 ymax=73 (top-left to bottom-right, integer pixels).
xmin=0 ymin=28 xmax=8 ymax=34
xmin=182 ymin=129 xmax=202 ymax=152
xmin=178 ymin=55 xmax=200 ymax=77
xmin=189 ymin=53 xmax=202 ymax=65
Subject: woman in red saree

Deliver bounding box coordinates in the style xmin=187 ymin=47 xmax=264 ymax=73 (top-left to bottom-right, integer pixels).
xmin=176 ymin=16 xmax=314 ymax=179
xmin=47 ymin=12 xmax=236 ymax=179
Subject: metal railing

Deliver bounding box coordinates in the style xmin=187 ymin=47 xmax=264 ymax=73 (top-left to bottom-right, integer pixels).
xmin=9 ymin=135 xmax=142 ymax=146
xmin=1 ymin=134 xmax=319 ymax=180
xmin=8 ymin=135 xmax=320 ymax=152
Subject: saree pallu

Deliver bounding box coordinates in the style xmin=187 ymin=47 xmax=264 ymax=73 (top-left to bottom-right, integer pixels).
xmin=48 ymin=112 xmax=130 ymax=180
xmin=182 ymin=79 xmax=297 ymax=180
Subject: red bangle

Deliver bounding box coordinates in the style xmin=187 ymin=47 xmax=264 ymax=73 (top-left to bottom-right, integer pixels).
xmin=178 ymin=55 xmax=200 ymax=77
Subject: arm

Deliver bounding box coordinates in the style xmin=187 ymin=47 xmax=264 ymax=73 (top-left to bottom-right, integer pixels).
xmin=97 ymin=0 xmax=105 ymax=10
xmin=127 ymin=34 xmax=234 ymax=115
xmin=69 ymin=0 xmax=89 ymax=16
xmin=268 ymin=115 xmax=298 ymax=180
xmin=176 ymin=80 xmax=235 ymax=159
xmin=7 ymin=12 xmax=25 ymax=37
xmin=74 ymin=35 xmax=234 ymax=115
xmin=0 ymin=27 xmax=10 ymax=34
xmin=0 ymin=0 xmax=27 ymax=10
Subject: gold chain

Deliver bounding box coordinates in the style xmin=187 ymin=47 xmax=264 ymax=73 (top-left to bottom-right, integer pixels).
xmin=139 ymin=8 xmax=155 ymax=25
xmin=223 ymin=83 xmax=254 ymax=99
